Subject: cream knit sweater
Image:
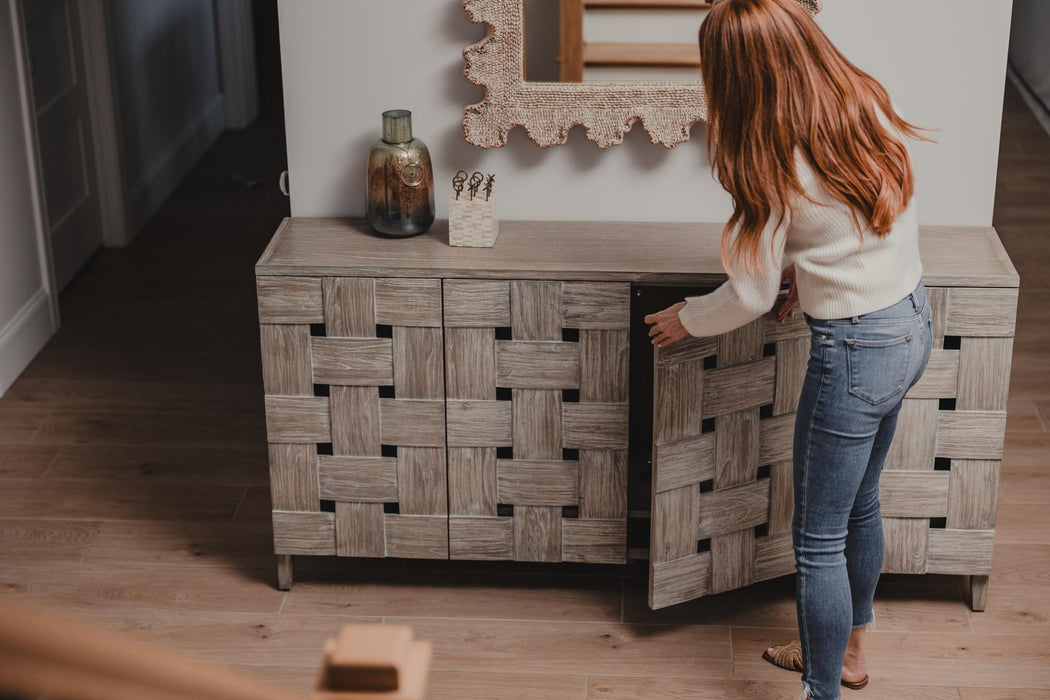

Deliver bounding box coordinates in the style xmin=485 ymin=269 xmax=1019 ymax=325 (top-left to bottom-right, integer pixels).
xmin=677 ymin=141 xmax=923 ymax=338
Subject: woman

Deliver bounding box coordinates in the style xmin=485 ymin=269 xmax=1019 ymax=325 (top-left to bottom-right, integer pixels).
xmin=643 ymin=1 xmax=933 ymax=698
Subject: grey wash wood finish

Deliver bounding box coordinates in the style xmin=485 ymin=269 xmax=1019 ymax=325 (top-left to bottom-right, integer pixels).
xmin=257 ymin=217 xmax=1017 ymax=611
xmin=256 ymin=218 xmax=1018 ymax=287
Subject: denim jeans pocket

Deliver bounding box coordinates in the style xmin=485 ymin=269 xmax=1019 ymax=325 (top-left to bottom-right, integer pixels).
xmin=845 ymin=332 xmax=913 ymax=404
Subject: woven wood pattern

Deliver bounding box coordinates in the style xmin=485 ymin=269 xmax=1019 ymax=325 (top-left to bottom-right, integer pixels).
xmin=648 ymin=286 xmax=1016 ymax=610
xmin=461 ymin=0 xmax=821 ymax=149
xmin=259 ymin=276 xmax=449 ymax=560
xmin=444 ymin=279 xmax=631 ymax=563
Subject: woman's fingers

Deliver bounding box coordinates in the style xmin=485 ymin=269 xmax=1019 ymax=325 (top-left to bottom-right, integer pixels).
xmin=644 ymin=310 xmax=666 ymax=325
xmin=652 ymin=327 xmax=674 ymax=346
xmin=646 ymin=309 xmax=668 ymax=333
xmin=652 ymin=324 xmax=687 ymax=347
xmin=647 ymin=303 xmax=688 ymax=345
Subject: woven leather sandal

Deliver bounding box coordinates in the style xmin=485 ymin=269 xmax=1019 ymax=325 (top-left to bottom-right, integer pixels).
xmin=761 ymin=639 xmax=870 ymax=690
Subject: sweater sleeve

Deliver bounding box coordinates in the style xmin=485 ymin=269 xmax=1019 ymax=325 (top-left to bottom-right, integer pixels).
xmin=677 ymin=207 xmax=792 ymax=338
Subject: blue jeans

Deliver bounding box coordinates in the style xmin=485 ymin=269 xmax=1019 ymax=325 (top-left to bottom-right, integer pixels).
xmin=793 ymin=279 xmax=933 ymax=700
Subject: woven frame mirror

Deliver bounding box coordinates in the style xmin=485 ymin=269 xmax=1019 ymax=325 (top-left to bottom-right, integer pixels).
xmin=462 ymin=0 xmax=822 ymax=149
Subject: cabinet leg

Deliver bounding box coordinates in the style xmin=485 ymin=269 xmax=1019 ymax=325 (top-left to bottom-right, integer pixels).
xmin=969 ymin=574 xmax=988 ymax=612
xmin=276 ymin=554 xmax=294 ymax=591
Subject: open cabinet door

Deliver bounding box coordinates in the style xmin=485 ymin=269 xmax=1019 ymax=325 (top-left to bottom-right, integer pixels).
xmin=648 ymin=312 xmax=810 ymax=610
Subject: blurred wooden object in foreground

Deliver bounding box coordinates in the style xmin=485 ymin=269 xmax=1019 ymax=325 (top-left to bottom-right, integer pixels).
xmin=0 ymin=600 xmax=432 ymax=700
xmin=313 ymin=624 xmax=432 ymax=699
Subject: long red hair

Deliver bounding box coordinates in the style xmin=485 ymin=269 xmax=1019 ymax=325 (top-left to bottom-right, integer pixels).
xmin=698 ymin=0 xmax=930 ymax=276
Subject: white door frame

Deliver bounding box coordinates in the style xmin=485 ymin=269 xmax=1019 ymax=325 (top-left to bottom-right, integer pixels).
xmin=77 ymin=0 xmax=129 ymax=248
xmin=9 ymin=0 xmax=60 ymax=329
xmin=214 ymin=0 xmax=259 ymax=129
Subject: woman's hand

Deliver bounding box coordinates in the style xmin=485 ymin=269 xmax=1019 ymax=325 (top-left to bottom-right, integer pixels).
xmin=644 ymin=301 xmax=689 ymax=348
xmin=777 ymin=264 xmax=799 ymax=322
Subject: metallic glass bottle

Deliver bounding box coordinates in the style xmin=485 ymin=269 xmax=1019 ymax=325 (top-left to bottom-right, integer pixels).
xmin=366 ymin=109 xmax=435 ymax=237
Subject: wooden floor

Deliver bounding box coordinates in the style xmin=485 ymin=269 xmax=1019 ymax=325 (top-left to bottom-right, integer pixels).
xmin=3 ymin=83 xmax=1050 ymax=700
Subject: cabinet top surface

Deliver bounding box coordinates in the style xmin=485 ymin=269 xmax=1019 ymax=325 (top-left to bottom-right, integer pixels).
xmin=255 ymin=217 xmax=1019 ymax=287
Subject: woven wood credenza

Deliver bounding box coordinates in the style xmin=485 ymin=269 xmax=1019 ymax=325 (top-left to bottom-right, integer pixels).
xmin=255 ymin=218 xmax=1018 ymax=611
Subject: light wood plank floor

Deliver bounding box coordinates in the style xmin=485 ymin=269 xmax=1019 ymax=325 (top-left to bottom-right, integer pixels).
xmin=3 ymin=83 xmax=1050 ymax=700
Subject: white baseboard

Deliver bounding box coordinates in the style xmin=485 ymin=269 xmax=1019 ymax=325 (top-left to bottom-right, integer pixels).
xmin=1008 ymin=63 xmax=1050 ymax=141
xmin=0 ymin=288 xmax=56 ymax=397
xmin=127 ymin=94 xmax=225 ymax=235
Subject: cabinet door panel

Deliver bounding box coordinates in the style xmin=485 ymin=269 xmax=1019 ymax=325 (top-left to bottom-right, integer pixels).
xmin=444 ymin=279 xmax=631 ymax=563
xmin=648 ymin=286 xmax=1016 ymax=609
xmin=649 ymin=314 xmax=808 ymax=609
xmin=261 ymin=276 xmax=448 ymax=559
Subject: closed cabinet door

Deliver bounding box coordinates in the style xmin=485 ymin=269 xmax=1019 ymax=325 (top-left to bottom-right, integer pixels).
xmin=443 ymin=279 xmax=631 ymax=563
xmin=22 ymin=0 xmax=104 ymax=290
xmin=258 ymin=276 xmax=449 ymax=560
xmin=648 ymin=311 xmax=810 ymax=609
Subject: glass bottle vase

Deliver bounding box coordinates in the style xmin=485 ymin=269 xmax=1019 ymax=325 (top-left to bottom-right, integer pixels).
xmin=365 ymin=109 xmax=435 ymax=237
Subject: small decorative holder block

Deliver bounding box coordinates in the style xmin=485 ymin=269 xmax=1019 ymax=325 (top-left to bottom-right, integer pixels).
xmin=448 ymin=193 xmax=499 ymax=247
xmin=314 ymin=622 xmax=432 ymax=699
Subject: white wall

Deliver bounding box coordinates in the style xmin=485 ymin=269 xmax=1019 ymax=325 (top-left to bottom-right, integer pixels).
xmin=0 ymin=1 xmax=57 ymax=397
xmin=277 ymin=0 xmax=1012 ymax=227
xmin=105 ymin=0 xmax=224 ymax=233
xmin=1008 ymin=0 xmax=1050 ymax=132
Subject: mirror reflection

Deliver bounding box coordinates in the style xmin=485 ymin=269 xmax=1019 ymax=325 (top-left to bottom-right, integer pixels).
xmin=524 ymin=0 xmax=709 ymax=83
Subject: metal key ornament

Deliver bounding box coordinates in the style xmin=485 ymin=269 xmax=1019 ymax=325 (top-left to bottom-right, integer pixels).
xmin=467 ymin=171 xmax=484 ymax=200
xmin=484 ymin=174 xmax=495 ymax=201
xmin=452 ymin=170 xmax=467 ymax=200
